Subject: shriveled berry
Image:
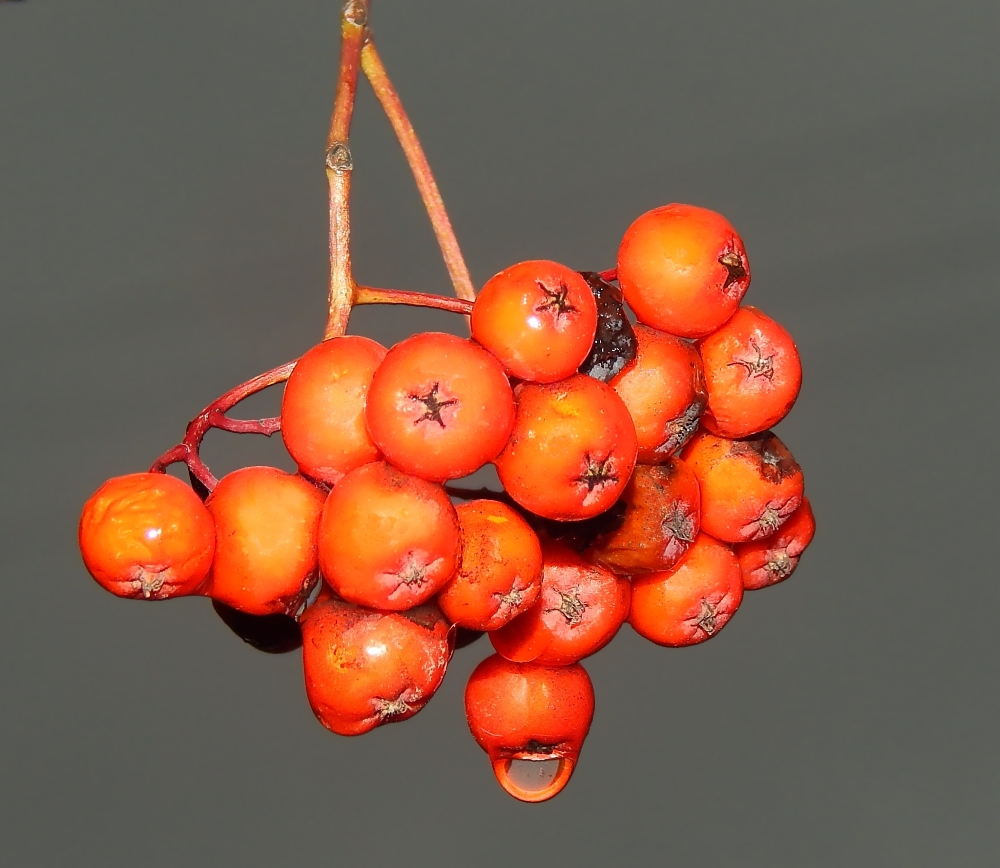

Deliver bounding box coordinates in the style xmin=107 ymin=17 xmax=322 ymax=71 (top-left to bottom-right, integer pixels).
xmin=577 ymin=271 xmax=637 ymax=382
xmin=79 ymin=472 xmax=215 ymax=600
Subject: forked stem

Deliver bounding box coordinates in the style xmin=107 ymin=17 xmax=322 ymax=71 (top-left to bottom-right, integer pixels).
xmin=361 ymin=39 xmax=477 ymax=303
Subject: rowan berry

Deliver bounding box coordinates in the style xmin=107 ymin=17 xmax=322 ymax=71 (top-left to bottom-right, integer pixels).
xmin=629 ymin=533 xmax=743 ymax=647
xmin=585 ymin=458 xmax=701 ymax=576
xmin=204 ymin=466 xmax=326 ymax=617
xmin=301 ymin=598 xmax=453 ymax=736
xmin=494 ymin=374 xmax=638 ymax=520
xmin=436 ymin=500 xmax=543 ymax=632
xmin=699 ymin=306 xmax=802 ymax=439
xmin=736 ymin=497 xmax=815 ymax=590
xmin=617 ymin=203 xmax=750 ymax=338
xmin=490 ymin=541 xmax=630 ymax=666
xmin=471 ymin=260 xmax=598 ymax=383
xmin=609 ymin=324 xmax=707 ymax=461
xmin=79 ymin=472 xmax=215 ymax=600
xmin=680 ymin=430 xmax=804 ymax=543
xmin=465 ymin=654 xmax=594 ymax=802
xmin=364 ymin=332 xmax=516 ymax=482
xmin=280 ymin=335 xmax=387 ymax=485
xmin=318 ymin=460 xmax=460 ymax=611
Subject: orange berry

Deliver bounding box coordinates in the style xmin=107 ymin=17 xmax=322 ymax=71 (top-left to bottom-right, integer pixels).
xmin=585 ymin=459 xmax=701 ymax=576
xmin=465 ymin=655 xmax=594 ymax=802
xmin=204 ymin=466 xmax=326 ymax=617
xmin=318 ymin=461 xmax=460 ymax=611
xmin=365 ymin=332 xmax=516 ymax=482
xmin=699 ymin=306 xmax=802 ymax=439
xmin=617 ymin=203 xmax=750 ymax=337
xmin=472 ymin=260 xmax=598 ymax=383
xmin=302 ymin=598 xmax=453 ymax=736
xmin=629 ymin=533 xmax=743 ymax=646
xmin=610 ymin=324 xmax=707 ymax=461
xmin=681 ymin=430 xmax=804 ymax=543
xmin=490 ymin=541 xmax=630 ymax=666
xmin=736 ymin=497 xmax=815 ymax=590
xmin=436 ymin=500 xmax=543 ymax=631
xmin=79 ymin=472 xmax=215 ymax=600
xmin=280 ymin=335 xmax=387 ymax=485
xmin=495 ymin=374 xmax=638 ymax=520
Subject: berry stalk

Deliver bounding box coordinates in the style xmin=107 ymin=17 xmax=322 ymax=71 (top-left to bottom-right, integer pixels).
xmin=361 ymin=39 xmax=476 ymax=303
xmin=324 ymin=0 xmax=369 ymax=340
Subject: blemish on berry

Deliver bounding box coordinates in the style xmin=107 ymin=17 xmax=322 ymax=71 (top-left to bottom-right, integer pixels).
xmin=727 ymin=339 xmax=774 ymax=381
xmin=548 ymin=591 xmax=587 ymax=626
xmin=657 ymin=398 xmax=706 ymax=456
xmin=719 ymin=249 xmax=747 ymax=294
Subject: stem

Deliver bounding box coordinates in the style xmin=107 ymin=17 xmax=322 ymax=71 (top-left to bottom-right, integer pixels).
xmin=361 ymin=39 xmax=476 ymax=303
xmin=355 ymin=285 xmax=472 ymax=315
xmin=149 ymin=361 xmax=297 ymax=493
xmin=324 ymin=1 xmax=369 ymax=340
xmin=599 ymin=268 xmax=617 ymax=283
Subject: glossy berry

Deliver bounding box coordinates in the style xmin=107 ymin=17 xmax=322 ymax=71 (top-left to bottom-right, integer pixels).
xmin=318 ymin=461 xmax=460 ymax=611
xmin=436 ymin=500 xmax=543 ymax=632
xmin=629 ymin=533 xmax=743 ymax=647
xmin=490 ymin=541 xmax=630 ymax=666
xmin=472 ymin=260 xmax=598 ymax=383
xmin=203 ymin=466 xmax=325 ymax=617
xmin=302 ymin=598 xmax=453 ymax=736
xmin=681 ymin=430 xmax=804 ymax=543
xmin=699 ymin=306 xmax=802 ymax=439
xmin=365 ymin=332 xmax=516 ymax=482
xmin=465 ymin=655 xmax=594 ymax=802
xmin=617 ymin=203 xmax=750 ymax=338
xmin=79 ymin=472 xmax=215 ymax=600
xmin=280 ymin=335 xmax=387 ymax=485
xmin=495 ymin=374 xmax=638 ymax=521
xmin=585 ymin=459 xmax=701 ymax=576
xmin=610 ymin=324 xmax=707 ymax=461
xmin=736 ymin=497 xmax=815 ymax=589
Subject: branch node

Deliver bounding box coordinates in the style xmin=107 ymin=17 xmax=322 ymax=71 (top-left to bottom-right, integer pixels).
xmin=326 ymin=142 xmax=353 ymax=173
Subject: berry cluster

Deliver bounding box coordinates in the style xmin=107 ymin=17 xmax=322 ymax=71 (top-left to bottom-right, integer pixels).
xmin=77 ymin=2 xmax=813 ymax=804
xmin=79 ymin=202 xmax=813 ymax=802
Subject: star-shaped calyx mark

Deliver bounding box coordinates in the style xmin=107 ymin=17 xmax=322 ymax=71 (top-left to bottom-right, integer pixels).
xmin=374 ymin=696 xmax=411 ymax=721
xmin=765 ymin=550 xmax=794 ymax=580
xmin=661 ymin=501 xmax=696 ymax=558
xmin=535 ymin=279 xmax=579 ymax=318
xmin=692 ymin=598 xmax=718 ymax=636
xmin=575 ymin=454 xmax=618 ymax=493
xmin=409 ymin=382 xmax=457 ymax=427
xmin=727 ymin=339 xmax=774 ymax=381
xmin=548 ymin=591 xmax=588 ymax=626
xmin=718 ymin=248 xmax=748 ymax=294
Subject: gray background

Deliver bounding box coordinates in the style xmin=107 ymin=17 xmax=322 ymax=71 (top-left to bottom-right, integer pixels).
xmin=2 ymin=0 xmax=998 ymax=865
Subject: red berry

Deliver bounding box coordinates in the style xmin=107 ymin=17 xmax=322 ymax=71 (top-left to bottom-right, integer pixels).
xmin=79 ymin=472 xmax=215 ymax=600
xmin=318 ymin=461 xmax=460 ymax=611
xmin=736 ymin=497 xmax=815 ymax=589
xmin=699 ymin=306 xmax=802 ymax=439
xmin=617 ymin=203 xmax=750 ymax=337
xmin=204 ymin=466 xmax=326 ymax=617
xmin=489 ymin=541 xmax=630 ymax=666
xmin=629 ymin=533 xmax=743 ymax=647
xmin=280 ymin=335 xmax=387 ymax=485
xmin=495 ymin=374 xmax=638 ymax=520
xmin=609 ymin=324 xmax=707 ymax=461
xmin=302 ymin=598 xmax=453 ymax=736
xmin=465 ymin=654 xmax=594 ymax=802
xmin=365 ymin=332 xmax=516 ymax=482
xmin=585 ymin=459 xmax=701 ymax=576
xmin=436 ymin=500 xmax=543 ymax=632
xmin=472 ymin=260 xmax=598 ymax=383
xmin=681 ymin=430 xmax=804 ymax=543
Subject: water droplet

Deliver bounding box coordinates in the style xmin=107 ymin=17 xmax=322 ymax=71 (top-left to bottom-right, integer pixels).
xmin=492 ymin=757 xmax=574 ymax=802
